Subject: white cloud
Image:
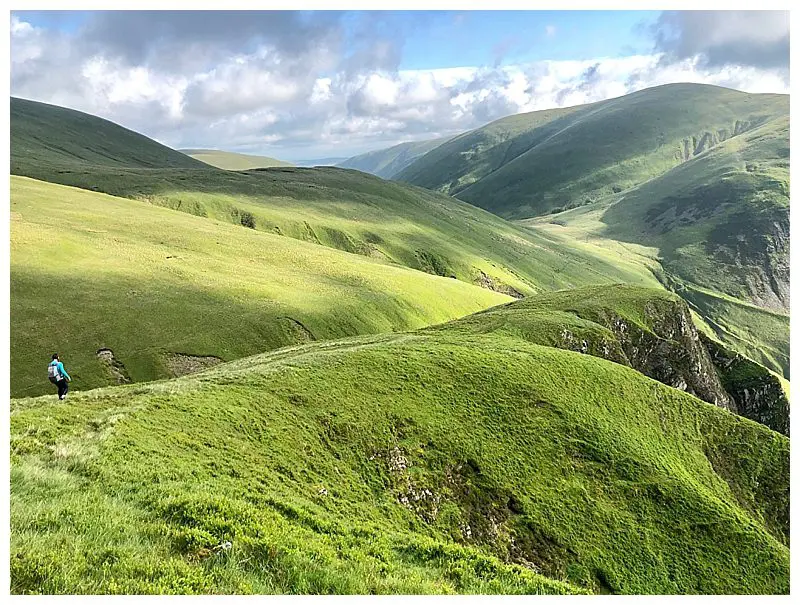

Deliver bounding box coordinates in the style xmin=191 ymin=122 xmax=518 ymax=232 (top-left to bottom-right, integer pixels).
xmin=545 ymin=25 xmax=557 ymax=38
xmin=10 ymin=12 xmax=790 ymax=160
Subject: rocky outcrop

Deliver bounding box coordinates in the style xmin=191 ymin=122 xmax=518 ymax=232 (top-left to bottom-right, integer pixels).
xmin=701 ymin=334 xmax=789 ymax=436
xmin=561 ymin=298 xmax=736 ymax=411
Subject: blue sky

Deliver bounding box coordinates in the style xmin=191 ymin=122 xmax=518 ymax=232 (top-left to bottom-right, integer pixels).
xmin=16 ymin=9 xmax=660 ymax=69
xmin=397 ymin=11 xmax=660 ymax=69
xmin=10 ymin=10 xmax=789 ymax=161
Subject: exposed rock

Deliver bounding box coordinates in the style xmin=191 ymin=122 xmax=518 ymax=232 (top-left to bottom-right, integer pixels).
xmin=277 ymin=317 xmax=316 ymax=343
xmin=701 ymin=334 xmax=789 ymax=436
xmin=569 ymin=299 xmax=735 ymax=411
xmin=96 ymin=348 xmax=132 ymax=384
xmin=476 ymin=270 xmax=524 ymax=299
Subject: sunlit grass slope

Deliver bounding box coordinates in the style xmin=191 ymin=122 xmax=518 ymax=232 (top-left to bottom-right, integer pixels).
xmin=10 ymin=176 xmax=509 ymax=397
xmin=180 ymin=149 xmax=293 ymax=170
xmin=525 ymin=115 xmax=789 ymax=377
xmin=10 ymin=292 xmax=789 ymax=594
xmin=10 ymin=96 xmax=658 ymax=298
xmin=396 ymin=83 xmax=788 ymax=220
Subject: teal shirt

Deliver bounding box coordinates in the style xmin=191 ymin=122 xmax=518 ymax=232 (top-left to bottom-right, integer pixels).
xmin=50 ymin=360 xmax=71 ymax=381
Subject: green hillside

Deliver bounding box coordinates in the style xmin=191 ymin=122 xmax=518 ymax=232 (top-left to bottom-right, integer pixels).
xmin=10 ymin=176 xmax=510 ymax=397
xmin=180 ymin=149 xmax=293 ymax=170
xmin=395 ymin=84 xmax=788 ymax=220
xmin=11 ymin=287 xmax=789 ymax=594
xmin=10 ymin=97 xmax=660 ymax=304
xmin=337 ymin=137 xmax=452 ymax=178
xmin=11 ymin=97 xmax=208 ymax=170
xmin=524 ymin=114 xmax=789 ymax=377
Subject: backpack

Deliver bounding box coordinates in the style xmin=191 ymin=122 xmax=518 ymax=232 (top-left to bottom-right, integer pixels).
xmin=48 ymin=362 xmax=61 ymax=383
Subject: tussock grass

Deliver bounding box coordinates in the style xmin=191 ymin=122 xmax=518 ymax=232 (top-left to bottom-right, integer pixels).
xmin=10 ymin=291 xmax=789 ymax=594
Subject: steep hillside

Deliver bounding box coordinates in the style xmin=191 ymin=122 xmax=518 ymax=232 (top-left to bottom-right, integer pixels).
xmin=11 ymin=97 xmax=208 ymax=170
xmin=395 ymin=84 xmax=788 ymax=220
xmin=11 ymin=287 xmax=789 ymax=594
xmin=337 ymin=137 xmax=452 ymax=178
xmin=180 ymin=149 xmax=293 ymax=170
xmin=427 ymin=285 xmax=789 ymax=435
xmin=10 ymin=98 xmax=660 ymax=303
xmin=10 ymin=176 xmax=510 ymax=397
xmin=525 ymin=114 xmax=789 ymax=377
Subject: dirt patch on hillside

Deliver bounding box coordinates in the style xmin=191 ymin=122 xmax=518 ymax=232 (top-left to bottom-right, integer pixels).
xmin=164 ymin=353 xmax=224 ymax=377
xmin=96 ymin=348 xmax=132 ymax=384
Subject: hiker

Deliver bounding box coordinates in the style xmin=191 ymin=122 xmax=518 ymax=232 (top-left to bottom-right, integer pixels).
xmin=48 ymin=353 xmax=72 ymax=400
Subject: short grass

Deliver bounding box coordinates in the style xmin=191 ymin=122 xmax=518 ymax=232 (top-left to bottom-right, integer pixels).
xmin=11 ymin=97 xmax=207 ymax=170
xmin=180 ymin=149 xmax=293 ymax=170
xmin=10 ymin=176 xmax=510 ymax=397
xmin=396 ymin=83 xmax=788 ymax=220
xmin=523 ymin=117 xmax=789 ymax=377
xmin=10 ymin=292 xmax=789 ymax=594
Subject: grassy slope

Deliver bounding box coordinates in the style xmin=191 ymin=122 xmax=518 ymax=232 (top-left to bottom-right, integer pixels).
xmin=337 ymin=137 xmax=452 ymax=178
xmin=10 ymin=99 xmax=659 ymax=301
xmin=10 ymin=290 xmax=789 ymax=595
xmin=10 ymin=176 xmax=510 ymax=397
xmin=11 ymin=97 xmax=207 ymax=170
xmin=525 ymin=116 xmax=789 ymax=377
xmin=396 ymin=84 xmax=787 ymax=220
xmin=180 ymin=149 xmax=293 ymax=170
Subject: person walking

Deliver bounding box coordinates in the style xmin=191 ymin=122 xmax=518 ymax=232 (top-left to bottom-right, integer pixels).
xmin=48 ymin=353 xmax=72 ymax=400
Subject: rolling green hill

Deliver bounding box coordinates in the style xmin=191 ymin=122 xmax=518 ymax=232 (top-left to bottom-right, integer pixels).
xmin=337 ymin=137 xmax=452 ymax=178
xmin=395 ymin=84 xmax=788 ymax=220
xmin=524 ymin=114 xmax=790 ymax=377
xmin=10 ymin=97 xmax=660 ymax=304
xmin=10 ymin=94 xmax=788 ymax=382
xmin=10 ymin=176 xmax=511 ymax=397
xmin=10 ymin=286 xmax=789 ymax=594
xmin=11 ymin=97 xmax=208 ymax=170
xmin=180 ymin=149 xmax=293 ymax=170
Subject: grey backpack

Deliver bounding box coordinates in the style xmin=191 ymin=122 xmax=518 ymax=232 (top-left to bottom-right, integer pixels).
xmin=48 ymin=363 xmax=60 ymax=382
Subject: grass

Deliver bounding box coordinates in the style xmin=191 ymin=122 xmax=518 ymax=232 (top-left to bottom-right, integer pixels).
xmin=396 ymin=83 xmax=788 ymax=220
xmin=180 ymin=149 xmax=293 ymax=170
xmin=524 ymin=114 xmax=789 ymax=378
xmin=11 ymin=97 xmax=207 ymax=170
xmin=10 ymin=289 xmax=789 ymax=594
xmin=11 ymin=97 xmax=661 ymax=300
xmin=10 ymin=176 xmax=511 ymax=397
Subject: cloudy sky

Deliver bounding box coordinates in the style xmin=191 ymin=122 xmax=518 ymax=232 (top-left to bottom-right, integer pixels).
xmin=10 ymin=9 xmax=790 ymax=162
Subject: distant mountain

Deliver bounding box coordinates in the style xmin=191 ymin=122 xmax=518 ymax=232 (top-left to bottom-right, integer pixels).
xmin=523 ymin=111 xmax=789 ymax=376
xmin=337 ymin=137 xmax=453 ymax=178
xmin=180 ymin=149 xmax=292 ymax=170
xmin=395 ymin=83 xmax=788 ymax=220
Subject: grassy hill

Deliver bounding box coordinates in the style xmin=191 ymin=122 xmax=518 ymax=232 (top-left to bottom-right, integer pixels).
xmin=10 ymin=286 xmax=789 ymax=594
xmin=337 ymin=137 xmax=452 ymax=178
xmin=180 ymin=149 xmax=293 ymax=170
xmin=10 ymin=95 xmax=788 ymax=382
xmin=426 ymin=285 xmax=789 ymax=435
xmin=395 ymin=84 xmax=788 ymax=220
xmin=10 ymin=98 xmax=660 ymax=303
xmin=10 ymin=176 xmax=511 ymax=397
xmin=11 ymin=97 xmax=208 ymax=170
xmin=524 ymin=114 xmax=789 ymax=377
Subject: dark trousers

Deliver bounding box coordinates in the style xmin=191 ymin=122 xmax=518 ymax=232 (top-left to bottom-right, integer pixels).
xmin=55 ymin=379 xmax=69 ymax=399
